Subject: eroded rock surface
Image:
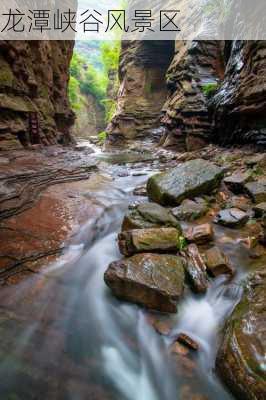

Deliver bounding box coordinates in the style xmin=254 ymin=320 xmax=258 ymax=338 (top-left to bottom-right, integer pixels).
xmin=0 ymin=41 xmax=75 ymax=147
xmin=0 ymin=146 xmax=99 ymax=283
xmin=104 ymin=253 xmax=185 ymax=313
xmin=216 ymin=270 xmax=266 ymax=400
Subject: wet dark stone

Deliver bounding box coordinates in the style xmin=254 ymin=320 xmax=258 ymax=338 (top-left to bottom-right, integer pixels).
xmin=104 ymin=253 xmax=185 ymax=313
xmin=147 ymin=159 xmax=223 ymax=206
xmin=253 ymin=202 xmax=266 ymax=217
xmin=122 ymin=202 xmax=181 ymax=231
xmin=224 ymin=171 xmax=252 ymax=194
xmin=184 ymin=224 xmax=214 ymax=245
xmin=214 ymin=208 xmax=249 ymax=228
xmin=245 ymin=179 xmax=266 ymax=204
xmin=172 ymin=198 xmax=209 ymax=221
xmin=216 ymin=270 xmax=266 ymax=400
xmin=118 ymin=228 xmax=180 ymax=256
xmin=177 ymin=333 xmax=199 ymax=351
xmin=204 ymin=247 xmax=234 ymax=277
xmin=182 ymin=244 xmax=208 ymax=294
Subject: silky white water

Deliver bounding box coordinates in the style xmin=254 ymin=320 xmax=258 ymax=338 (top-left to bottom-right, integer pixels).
xmin=0 ymin=164 xmax=244 ymax=399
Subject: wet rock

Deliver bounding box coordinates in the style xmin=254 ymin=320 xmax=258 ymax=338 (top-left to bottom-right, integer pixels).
xmin=182 ymin=244 xmax=208 ymax=294
xmin=216 ymin=270 xmax=266 ymax=400
xmin=214 ymin=208 xmax=249 ymax=228
xmin=204 ymin=247 xmax=234 ymax=277
xmin=148 ymin=317 xmax=173 ymax=336
xmin=177 ymin=333 xmax=199 ymax=351
xmin=122 ymin=202 xmax=181 ymax=231
xmin=253 ymin=202 xmax=266 ymax=217
xmin=174 ymin=355 xmax=197 ymax=379
xmin=172 ymin=198 xmax=209 ymax=221
xmin=147 ymin=159 xmax=223 ymax=206
xmin=118 ymin=228 xmax=180 ymax=256
xmin=224 ymin=171 xmax=252 ymax=194
xmin=104 ymin=253 xmax=185 ymax=313
xmin=228 ymin=195 xmax=251 ymax=211
xmin=133 ymin=185 xmax=147 ymax=196
xmin=170 ymin=341 xmax=189 ymax=356
xmin=245 ymin=178 xmax=266 ymax=203
xmin=184 ymin=224 xmax=214 ymax=245
xmin=245 ymin=153 xmax=266 ymax=168
xmin=180 ymin=385 xmax=209 ymax=400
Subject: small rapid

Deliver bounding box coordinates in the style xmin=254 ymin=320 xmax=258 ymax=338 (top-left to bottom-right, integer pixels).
xmin=0 ymin=155 xmax=246 ymax=400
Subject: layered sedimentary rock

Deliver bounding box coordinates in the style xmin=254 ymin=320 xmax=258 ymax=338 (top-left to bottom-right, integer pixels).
xmin=109 ymin=39 xmax=266 ymax=149
xmin=0 ymin=40 xmax=75 ymax=148
xmin=161 ymin=41 xmax=224 ymax=150
xmin=107 ymin=40 xmax=175 ymax=144
xmin=211 ymin=41 xmax=266 ymax=147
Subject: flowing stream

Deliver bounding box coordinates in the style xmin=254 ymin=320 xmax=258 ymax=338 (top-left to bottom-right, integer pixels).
xmin=0 ymin=150 xmax=249 ymax=400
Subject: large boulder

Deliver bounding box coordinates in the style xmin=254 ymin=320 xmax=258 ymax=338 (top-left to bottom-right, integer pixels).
xmin=216 ymin=270 xmax=266 ymax=400
xmin=118 ymin=228 xmax=180 ymax=256
xmin=104 ymin=253 xmax=185 ymax=313
xmin=147 ymin=159 xmax=223 ymax=206
xmin=122 ymin=202 xmax=181 ymax=231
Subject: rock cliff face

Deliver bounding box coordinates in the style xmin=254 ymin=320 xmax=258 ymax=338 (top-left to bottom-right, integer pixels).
xmin=107 ymin=40 xmax=175 ymax=145
xmin=161 ymin=41 xmax=224 ymax=150
xmin=0 ymin=40 xmax=75 ymax=148
xmin=211 ymin=41 xmax=266 ymax=147
xmin=108 ymin=40 xmax=266 ymax=149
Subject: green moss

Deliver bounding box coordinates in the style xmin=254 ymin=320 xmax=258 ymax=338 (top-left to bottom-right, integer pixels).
xmin=202 ymin=82 xmax=219 ymax=98
xmin=0 ymin=59 xmax=14 ymax=87
xmin=177 ymin=236 xmax=188 ymax=251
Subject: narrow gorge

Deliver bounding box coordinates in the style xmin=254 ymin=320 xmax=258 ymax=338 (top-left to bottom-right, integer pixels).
xmin=0 ymin=33 xmax=265 ymax=400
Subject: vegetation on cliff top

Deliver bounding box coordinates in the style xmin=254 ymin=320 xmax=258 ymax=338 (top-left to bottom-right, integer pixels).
xmin=68 ymin=41 xmax=120 ymax=123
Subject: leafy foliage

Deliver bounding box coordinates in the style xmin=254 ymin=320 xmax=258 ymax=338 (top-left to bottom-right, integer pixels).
xmin=98 ymin=131 xmax=107 ymax=143
xmin=177 ymin=236 xmax=188 ymax=251
xmin=68 ymin=41 xmax=120 ymax=123
xmin=68 ymin=76 xmax=82 ymax=111
xmin=100 ymin=41 xmax=120 ymax=73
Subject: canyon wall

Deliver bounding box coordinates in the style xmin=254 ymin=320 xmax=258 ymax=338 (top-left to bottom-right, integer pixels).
xmin=211 ymin=41 xmax=266 ymax=147
xmin=108 ymin=40 xmax=266 ymax=149
xmin=0 ymin=40 xmax=75 ymax=149
xmin=107 ymin=40 xmax=175 ymax=145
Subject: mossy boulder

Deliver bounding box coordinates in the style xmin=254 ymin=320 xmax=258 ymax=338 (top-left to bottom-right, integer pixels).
xmin=104 ymin=253 xmax=185 ymax=313
xmin=118 ymin=227 xmax=181 ymax=256
xmin=147 ymin=159 xmax=223 ymax=206
xmin=122 ymin=202 xmax=181 ymax=232
xmin=216 ymin=270 xmax=266 ymax=399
